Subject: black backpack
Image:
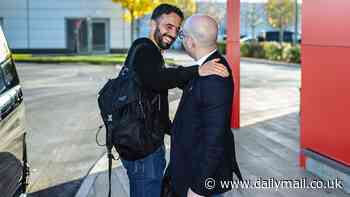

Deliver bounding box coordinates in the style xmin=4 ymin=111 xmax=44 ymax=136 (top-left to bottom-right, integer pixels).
xmin=97 ymin=43 xmax=162 ymax=197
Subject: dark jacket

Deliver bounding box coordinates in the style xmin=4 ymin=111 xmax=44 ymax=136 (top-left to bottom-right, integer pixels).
xmin=126 ymin=37 xmax=199 ymax=148
xmin=170 ymin=51 xmax=242 ymax=197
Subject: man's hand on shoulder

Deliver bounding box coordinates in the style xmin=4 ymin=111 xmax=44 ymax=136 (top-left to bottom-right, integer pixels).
xmin=198 ymin=58 xmax=229 ymax=78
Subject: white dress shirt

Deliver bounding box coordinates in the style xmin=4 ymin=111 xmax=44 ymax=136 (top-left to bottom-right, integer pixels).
xmin=195 ymin=49 xmax=217 ymax=66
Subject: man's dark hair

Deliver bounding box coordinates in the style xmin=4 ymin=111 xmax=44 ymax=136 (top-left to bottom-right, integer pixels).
xmin=151 ymin=4 xmax=184 ymax=21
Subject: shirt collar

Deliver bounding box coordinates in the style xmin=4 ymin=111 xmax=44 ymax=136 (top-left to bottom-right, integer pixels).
xmin=195 ymin=49 xmax=217 ymax=66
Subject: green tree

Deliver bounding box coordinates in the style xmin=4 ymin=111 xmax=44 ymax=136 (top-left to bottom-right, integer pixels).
xmin=266 ymin=0 xmax=294 ymax=43
xmin=112 ymin=0 xmax=196 ymax=43
xmin=112 ymin=0 xmax=159 ymax=43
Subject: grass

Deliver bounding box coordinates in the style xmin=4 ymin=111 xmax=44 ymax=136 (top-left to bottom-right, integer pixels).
xmin=13 ymin=53 xmax=175 ymax=65
xmin=13 ymin=54 xmax=127 ymax=65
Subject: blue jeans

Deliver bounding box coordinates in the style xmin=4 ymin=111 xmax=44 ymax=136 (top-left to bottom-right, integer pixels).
xmin=121 ymin=145 xmax=166 ymax=197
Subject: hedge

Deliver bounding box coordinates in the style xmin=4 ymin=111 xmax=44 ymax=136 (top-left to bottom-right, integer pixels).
xmin=218 ymin=42 xmax=301 ymax=64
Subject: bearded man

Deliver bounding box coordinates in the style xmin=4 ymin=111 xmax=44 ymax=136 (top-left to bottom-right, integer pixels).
xmin=120 ymin=4 xmax=228 ymax=197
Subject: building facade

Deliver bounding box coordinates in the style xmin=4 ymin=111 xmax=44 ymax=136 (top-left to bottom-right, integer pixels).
xmin=0 ymin=0 xmax=131 ymax=53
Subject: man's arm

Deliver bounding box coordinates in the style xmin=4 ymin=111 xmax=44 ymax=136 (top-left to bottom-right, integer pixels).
xmin=190 ymin=75 xmax=231 ymax=196
xmin=134 ymin=44 xmax=199 ymax=91
xmin=134 ymin=44 xmax=229 ymax=91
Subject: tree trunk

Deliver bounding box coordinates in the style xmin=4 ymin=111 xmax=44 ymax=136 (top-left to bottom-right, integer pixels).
xmin=251 ymin=25 xmax=256 ymax=39
xmin=279 ymin=14 xmax=284 ymax=44
xmin=279 ymin=28 xmax=284 ymax=44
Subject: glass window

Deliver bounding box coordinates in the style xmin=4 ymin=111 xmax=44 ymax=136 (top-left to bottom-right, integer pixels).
xmin=2 ymin=60 xmax=19 ymax=89
xmin=0 ymin=68 xmax=6 ymax=94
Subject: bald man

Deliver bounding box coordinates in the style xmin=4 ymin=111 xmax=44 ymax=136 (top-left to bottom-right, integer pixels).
xmin=169 ymin=15 xmax=243 ymax=197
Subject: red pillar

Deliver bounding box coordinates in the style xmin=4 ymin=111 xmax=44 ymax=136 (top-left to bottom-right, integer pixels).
xmin=226 ymin=0 xmax=240 ymax=128
xmin=301 ymin=0 xmax=350 ymax=166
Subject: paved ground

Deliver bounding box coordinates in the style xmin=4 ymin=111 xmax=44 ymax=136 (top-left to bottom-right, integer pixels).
xmin=240 ymin=58 xmax=300 ymax=126
xmin=16 ymin=63 xmax=119 ymax=197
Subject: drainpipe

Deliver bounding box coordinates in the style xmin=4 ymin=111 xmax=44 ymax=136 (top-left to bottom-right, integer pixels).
xmin=26 ymin=0 xmax=30 ymax=49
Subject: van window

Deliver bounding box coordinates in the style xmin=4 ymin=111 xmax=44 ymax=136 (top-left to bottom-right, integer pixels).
xmin=0 ymin=69 xmax=6 ymax=94
xmin=2 ymin=60 xmax=19 ymax=89
xmin=0 ymin=26 xmax=11 ymax=64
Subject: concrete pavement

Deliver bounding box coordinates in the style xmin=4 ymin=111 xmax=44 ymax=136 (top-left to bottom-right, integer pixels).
xmin=16 ymin=63 xmax=120 ymax=197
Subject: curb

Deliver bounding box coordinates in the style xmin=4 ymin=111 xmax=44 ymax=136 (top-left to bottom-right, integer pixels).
xmin=241 ymin=57 xmax=300 ymax=67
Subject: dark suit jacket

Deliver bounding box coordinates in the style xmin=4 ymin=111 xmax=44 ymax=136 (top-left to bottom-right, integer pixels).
xmin=170 ymin=51 xmax=242 ymax=197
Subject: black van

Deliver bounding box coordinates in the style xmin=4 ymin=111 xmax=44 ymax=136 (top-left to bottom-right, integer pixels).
xmin=0 ymin=26 xmax=29 ymax=197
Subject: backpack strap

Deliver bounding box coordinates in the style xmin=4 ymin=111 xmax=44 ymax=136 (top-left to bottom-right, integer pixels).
xmin=107 ymin=115 xmax=115 ymax=197
xmin=106 ymin=42 xmax=143 ymax=197
xmin=125 ymin=42 xmax=143 ymax=69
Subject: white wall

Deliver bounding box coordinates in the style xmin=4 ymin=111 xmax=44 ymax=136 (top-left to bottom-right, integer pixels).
xmin=0 ymin=0 xmax=28 ymax=48
xmin=0 ymin=0 xmax=131 ymax=50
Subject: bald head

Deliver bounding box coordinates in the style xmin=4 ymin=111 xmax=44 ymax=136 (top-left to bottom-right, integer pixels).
xmin=183 ymin=14 xmax=218 ymax=48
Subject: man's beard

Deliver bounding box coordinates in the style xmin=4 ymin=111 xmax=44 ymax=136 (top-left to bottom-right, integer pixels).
xmin=154 ymin=26 xmax=175 ymax=50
